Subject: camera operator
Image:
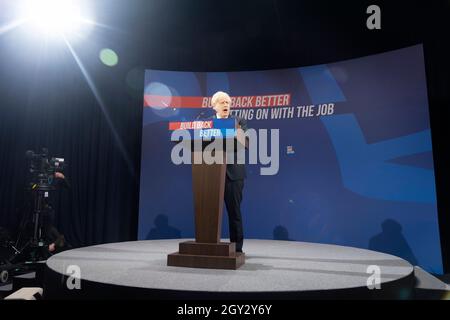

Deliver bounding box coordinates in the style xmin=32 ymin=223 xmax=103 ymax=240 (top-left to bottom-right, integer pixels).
xmin=18 ymin=149 xmax=71 ymax=260
xmin=42 ymin=171 xmax=70 ymax=255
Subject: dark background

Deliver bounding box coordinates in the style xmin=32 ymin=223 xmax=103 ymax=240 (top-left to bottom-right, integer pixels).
xmin=0 ymin=0 xmax=449 ymax=272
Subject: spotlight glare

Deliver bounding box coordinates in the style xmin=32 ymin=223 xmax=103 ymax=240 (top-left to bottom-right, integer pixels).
xmin=24 ymin=0 xmax=88 ymax=36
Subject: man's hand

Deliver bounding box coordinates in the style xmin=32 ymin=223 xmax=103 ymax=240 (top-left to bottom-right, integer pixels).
xmin=48 ymin=243 xmax=56 ymax=252
xmin=55 ymin=172 xmax=65 ymax=179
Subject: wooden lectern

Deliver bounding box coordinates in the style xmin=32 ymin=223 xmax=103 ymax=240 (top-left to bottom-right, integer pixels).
xmin=167 ymin=118 xmax=246 ymax=269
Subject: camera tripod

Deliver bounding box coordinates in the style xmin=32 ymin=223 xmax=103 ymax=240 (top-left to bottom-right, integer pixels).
xmin=13 ymin=182 xmax=56 ymax=263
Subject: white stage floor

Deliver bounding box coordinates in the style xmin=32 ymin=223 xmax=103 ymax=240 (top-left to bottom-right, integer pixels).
xmin=45 ymin=239 xmax=414 ymax=299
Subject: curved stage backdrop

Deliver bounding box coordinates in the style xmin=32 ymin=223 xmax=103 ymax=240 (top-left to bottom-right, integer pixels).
xmin=138 ymin=45 xmax=443 ymax=274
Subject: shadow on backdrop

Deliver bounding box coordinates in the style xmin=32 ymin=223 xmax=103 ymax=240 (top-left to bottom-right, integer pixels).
xmin=273 ymin=225 xmax=292 ymax=241
xmin=368 ymin=219 xmax=418 ymax=266
xmin=146 ymin=214 xmax=181 ymax=240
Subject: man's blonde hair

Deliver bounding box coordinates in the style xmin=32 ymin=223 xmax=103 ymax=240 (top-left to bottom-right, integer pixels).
xmin=211 ymin=91 xmax=231 ymax=107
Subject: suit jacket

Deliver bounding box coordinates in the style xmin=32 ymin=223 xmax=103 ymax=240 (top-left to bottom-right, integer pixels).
xmin=210 ymin=115 xmax=248 ymax=181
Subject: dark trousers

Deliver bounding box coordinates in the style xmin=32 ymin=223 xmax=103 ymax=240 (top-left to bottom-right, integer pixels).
xmin=224 ymin=178 xmax=244 ymax=252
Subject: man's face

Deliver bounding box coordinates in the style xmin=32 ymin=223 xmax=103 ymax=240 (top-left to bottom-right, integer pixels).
xmin=213 ymin=96 xmax=231 ymax=118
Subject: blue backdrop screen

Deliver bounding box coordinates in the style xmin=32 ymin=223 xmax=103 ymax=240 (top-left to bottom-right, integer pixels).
xmin=138 ymin=45 xmax=443 ymax=274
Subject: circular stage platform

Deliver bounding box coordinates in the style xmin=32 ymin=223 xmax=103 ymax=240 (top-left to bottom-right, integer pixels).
xmin=44 ymin=239 xmax=414 ymax=299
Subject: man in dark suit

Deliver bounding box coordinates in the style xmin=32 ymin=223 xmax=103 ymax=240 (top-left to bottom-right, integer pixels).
xmin=211 ymin=91 xmax=248 ymax=253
